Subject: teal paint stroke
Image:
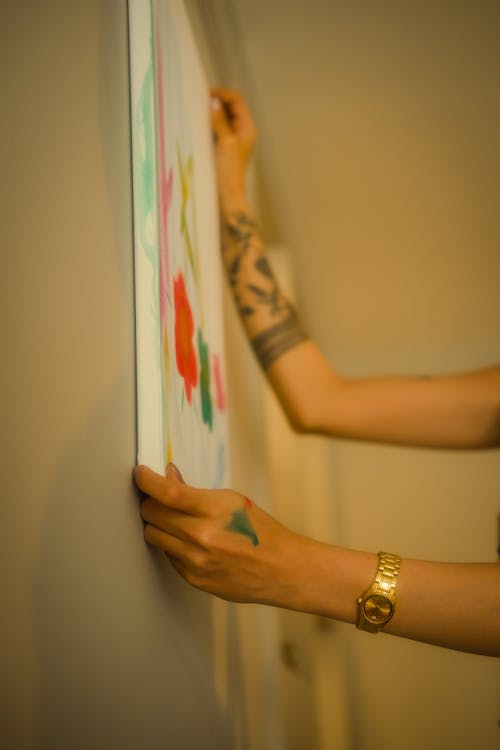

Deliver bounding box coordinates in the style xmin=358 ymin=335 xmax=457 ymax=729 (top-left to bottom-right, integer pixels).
xmin=225 ymin=507 xmax=259 ymax=546
xmin=213 ymin=442 xmax=225 ymax=489
xmin=135 ymin=64 xmax=157 ymax=265
xmin=135 ymin=61 xmax=163 ymax=366
xmin=134 ymin=43 xmax=167 ymax=452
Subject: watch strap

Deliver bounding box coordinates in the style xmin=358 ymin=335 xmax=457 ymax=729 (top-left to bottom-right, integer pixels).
xmin=356 ymin=551 xmax=401 ymax=633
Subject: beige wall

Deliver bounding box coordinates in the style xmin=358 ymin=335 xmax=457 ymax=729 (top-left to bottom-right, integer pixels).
xmin=2 ymin=1 xmax=499 ymax=749
xmin=203 ymin=1 xmax=500 ymax=748
xmin=0 ymin=2 xmax=271 ymax=748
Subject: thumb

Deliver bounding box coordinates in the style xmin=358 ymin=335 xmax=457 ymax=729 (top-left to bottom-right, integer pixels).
xmin=166 ymin=462 xmax=186 ymax=483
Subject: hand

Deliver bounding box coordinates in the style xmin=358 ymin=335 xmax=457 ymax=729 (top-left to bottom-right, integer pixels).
xmin=134 ymin=463 xmax=316 ymax=608
xmin=210 ymin=87 xmax=256 ymax=206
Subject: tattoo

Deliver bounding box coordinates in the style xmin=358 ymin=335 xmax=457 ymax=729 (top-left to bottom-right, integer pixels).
xmin=223 ymin=213 xmax=260 ymax=316
xmin=223 ymin=210 xmax=308 ymax=367
xmin=225 ymin=498 xmax=259 ymax=546
xmin=226 ymin=210 xmax=257 ymax=230
xmin=254 ymin=257 xmax=273 ymax=278
xmin=251 ymin=310 xmax=308 ymax=370
xmin=223 ymin=211 xmax=257 ymax=258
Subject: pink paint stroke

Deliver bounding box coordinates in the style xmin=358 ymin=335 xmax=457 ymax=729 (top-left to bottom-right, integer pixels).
xmin=212 ymin=354 xmax=227 ymax=411
xmin=159 ymin=168 xmax=173 ymax=329
xmin=156 ymin=28 xmax=172 ymax=328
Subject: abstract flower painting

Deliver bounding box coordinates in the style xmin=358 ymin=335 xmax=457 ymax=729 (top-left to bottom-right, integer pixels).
xmin=129 ymin=0 xmax=229 ymax=488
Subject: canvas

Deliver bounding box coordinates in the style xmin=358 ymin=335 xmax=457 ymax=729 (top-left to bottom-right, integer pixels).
xmin=129 ymin=0 xmax=229 ymax=488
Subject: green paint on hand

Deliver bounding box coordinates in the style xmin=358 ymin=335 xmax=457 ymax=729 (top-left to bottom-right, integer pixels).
xmin=226 ymin=505 xmax=259 ymax=546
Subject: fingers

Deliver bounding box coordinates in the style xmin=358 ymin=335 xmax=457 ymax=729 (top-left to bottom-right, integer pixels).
xmin=210 ymin=95 xmax=233 ymax=142
xmin=143 ymin=521 xmax=191 ymax=559
xmin=210 ymin=87 xmax=256 ymax=145
xmin=141 ymin=496 xmax=202 ymax=544
xmin=141 ymin=497 xmax=221 ymax=591
xmin=134 ymin=464 xmax=209 ymax=516
xmin=210 ymin=87 xmax=249 ymax=120
xmin=143 ymin=521 xmax=214 ymax=594
xmin=210 ymin=86 xmax=241 ymax=121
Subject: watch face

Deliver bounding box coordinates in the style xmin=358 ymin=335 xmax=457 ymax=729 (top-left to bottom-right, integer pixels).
xmin=363 ymin=594 xmax=393 ymax=624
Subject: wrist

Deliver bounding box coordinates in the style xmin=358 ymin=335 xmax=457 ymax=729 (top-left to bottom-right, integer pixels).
xmin=218 ymin=191 xmax=252 ymax=216
xmin=268 ymin=537 xmax=364 ymax=622
xmin=284 ymin=542 xmax=379 ymax=624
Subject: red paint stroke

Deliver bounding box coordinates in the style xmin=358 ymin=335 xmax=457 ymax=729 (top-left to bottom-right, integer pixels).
xmin=156 ymin=28 xmax=171 ymax=316
xmin=212 ymin=354 xmax=227 ymax=411
xmin=174 ymin=272 xmax=198 ymax=403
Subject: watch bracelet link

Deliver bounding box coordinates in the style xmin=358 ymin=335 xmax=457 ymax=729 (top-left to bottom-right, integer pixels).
xmin=375 ymin=551 xmax=401 ymax=594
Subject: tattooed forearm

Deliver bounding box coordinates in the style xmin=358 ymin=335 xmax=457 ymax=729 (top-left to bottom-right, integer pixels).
xmin=224 ymin=211 xmax=258 ymax=253
xmin=251 ymin=311 xmax=308 ymax=370
xmin=222 ymin=211 xmax=294 ymax=318
xmin=222 ymin=209 xmax=308 ymax=368
xmin=223 ymin=211 xmax=261 ymax=315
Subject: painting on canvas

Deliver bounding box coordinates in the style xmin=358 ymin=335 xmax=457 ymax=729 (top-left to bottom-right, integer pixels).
xmin=128 ymin=0 xmax=229 ymax=488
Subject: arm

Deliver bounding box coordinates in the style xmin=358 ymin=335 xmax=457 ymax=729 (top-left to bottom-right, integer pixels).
xmin=211 ymin=88 xmax=500 ymax=449
xmin=135 ymin=465 xmax=500 ymax=657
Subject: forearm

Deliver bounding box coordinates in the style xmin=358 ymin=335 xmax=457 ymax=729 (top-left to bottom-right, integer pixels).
xmin=212 ymin=88 xmax=500 ymax=448
xmin=136 ymin=465 xmax=500 ymax=657
xmin=388 ymin=557 xmax=500 ymax=655
xmin=220 ymin=202 xmax=500 ymax=447
xmin=218 ymin=197 xmax=333 ymax=434
xmin=220 ymin=200 xmax=309 ymax=371
xmin=281 ymin=539 xmax=500 ymax=656
xmin=321 ymin=367 xmax=500 ymax=449
xmin=210 ymin=88 xmax=304 ymax=366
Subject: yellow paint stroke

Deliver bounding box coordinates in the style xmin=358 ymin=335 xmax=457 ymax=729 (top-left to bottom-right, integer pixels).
xmin=177 ymin=145 xmax=200 ymax=286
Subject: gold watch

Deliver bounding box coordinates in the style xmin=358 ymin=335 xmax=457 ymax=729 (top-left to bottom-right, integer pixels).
xmin=356 ymin=552 xmax=401 ymax=633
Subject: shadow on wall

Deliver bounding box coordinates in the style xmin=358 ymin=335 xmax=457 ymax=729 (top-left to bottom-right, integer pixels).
xmin=30 ymin=371 xmax=240 ymax=750
xmin=28 ymin=4 xmax=248 ymax=748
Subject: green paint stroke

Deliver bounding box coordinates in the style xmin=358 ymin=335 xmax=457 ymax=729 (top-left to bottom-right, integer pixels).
xmin=198 ymin=329 xmax=213 ymax=430
xmin=136 ymin=65 xmax=156 ymax=260
xmin=226 ymin=505 xmax=259 ymax=546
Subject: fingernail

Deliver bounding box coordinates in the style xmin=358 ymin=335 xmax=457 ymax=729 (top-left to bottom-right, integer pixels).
xmin=166 ymin=462 xmax=183 ymax=481
xmin=211 ymin=96 xmax=221 ymax=110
